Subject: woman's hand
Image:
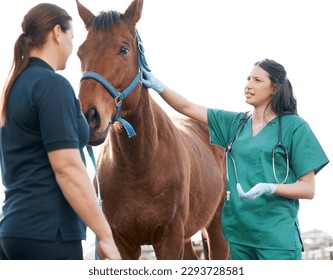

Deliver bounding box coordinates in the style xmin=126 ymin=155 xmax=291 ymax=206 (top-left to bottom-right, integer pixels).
xmin=141 ymin=69 xmax=164 ymax=94
xmin=96 ymin=237 xmax=122 ymax=260
xmin=237 ymin=182 xmax=276 ymax=201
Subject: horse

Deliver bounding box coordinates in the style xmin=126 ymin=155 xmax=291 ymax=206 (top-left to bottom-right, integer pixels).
xmin=76 ymin=0 xmax=229 ymax=260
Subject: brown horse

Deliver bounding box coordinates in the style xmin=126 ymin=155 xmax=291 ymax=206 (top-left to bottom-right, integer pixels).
xmin=76 ymin=0 xmax=229 ymax=260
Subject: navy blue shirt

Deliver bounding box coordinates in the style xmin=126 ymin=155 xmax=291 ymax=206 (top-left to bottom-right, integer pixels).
xmin=0 ymin=58 xmax=89 ymax=241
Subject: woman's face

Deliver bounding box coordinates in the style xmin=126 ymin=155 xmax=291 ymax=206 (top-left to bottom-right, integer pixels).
xmin=244 ymin=65 xmax=276 ymax=109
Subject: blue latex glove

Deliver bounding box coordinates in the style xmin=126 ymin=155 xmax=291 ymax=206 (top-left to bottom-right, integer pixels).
xmin=237 ymin=182 xmax=277 ymax=201
xmin=141 ymin=68 xmax=164 ymax=94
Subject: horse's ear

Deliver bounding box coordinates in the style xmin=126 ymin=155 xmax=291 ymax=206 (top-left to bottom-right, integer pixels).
xmin=124 ymin=0 xmax=143 ymax=27
xmin=76 ymin=0 xmax=95 ymax=30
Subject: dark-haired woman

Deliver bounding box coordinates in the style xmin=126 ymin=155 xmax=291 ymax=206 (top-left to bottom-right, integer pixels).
xmin=142 ymin=59 xmax=329 ymax=260
xmin=0 ymin=3 xmax=120 ymax=260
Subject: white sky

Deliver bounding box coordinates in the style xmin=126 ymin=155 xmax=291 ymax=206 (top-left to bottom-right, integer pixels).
xmin=0 ymin=0 xmax=332 ymax=237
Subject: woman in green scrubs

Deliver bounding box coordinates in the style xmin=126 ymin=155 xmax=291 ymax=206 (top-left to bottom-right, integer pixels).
xmin=142 ymin=59 xmax=329 ymax=260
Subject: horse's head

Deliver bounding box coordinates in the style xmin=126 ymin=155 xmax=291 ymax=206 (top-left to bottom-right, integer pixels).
xmin=76 ymin=0 xmax=144 ymax=145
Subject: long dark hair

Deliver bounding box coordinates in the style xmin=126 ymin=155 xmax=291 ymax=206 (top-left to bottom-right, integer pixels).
xmin=255 ymin=59 xmax=297 ymax=116
xmin=0 ymin=3 xmax=72 ymax=126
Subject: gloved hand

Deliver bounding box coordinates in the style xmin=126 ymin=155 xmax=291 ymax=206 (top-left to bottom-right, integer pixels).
xmin=237 ymin=182 xmax=277 ymax=201
xmin=141 ymin=68 xmax=164 ymax=94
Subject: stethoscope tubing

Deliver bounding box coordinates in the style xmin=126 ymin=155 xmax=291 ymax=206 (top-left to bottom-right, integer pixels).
xmin=227 ymin=114 xmax=289 ymax=186
xmin=272 ymin=117 xmax=289 ymax=184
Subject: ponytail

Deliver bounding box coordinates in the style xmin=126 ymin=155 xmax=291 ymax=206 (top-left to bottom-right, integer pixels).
xmin=0 ymin=3 xmax=72 ymax=126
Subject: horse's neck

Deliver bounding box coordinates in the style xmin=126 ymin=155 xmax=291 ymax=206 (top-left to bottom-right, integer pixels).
xmin=110 ymin=88 xmax=172 ymax=167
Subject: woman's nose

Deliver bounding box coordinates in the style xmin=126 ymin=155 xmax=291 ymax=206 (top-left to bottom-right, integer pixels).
xmin=245 ymin=80 xmax=253 ymax=90
xmin=245 ymin=84 xmax=251 ymax=92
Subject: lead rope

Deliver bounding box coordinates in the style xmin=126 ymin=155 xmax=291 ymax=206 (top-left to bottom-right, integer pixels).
xmin=86 ymin=145 xmax=102 ymax=260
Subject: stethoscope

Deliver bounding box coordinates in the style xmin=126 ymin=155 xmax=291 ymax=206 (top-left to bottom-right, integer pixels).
xmin=226 ymin=113 xmax=289 ymax=200
xmin=272 ymin=116 xmax=289 ymax=184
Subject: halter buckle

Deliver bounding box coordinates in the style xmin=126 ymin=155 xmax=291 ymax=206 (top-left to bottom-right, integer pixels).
xmin=115 ymin=95 xmax=122 ymax=106
xmin=138 ymin=41 xmax=145 ymax=55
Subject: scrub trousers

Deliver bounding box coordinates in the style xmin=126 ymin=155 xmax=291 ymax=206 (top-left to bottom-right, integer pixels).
xmin=0 ymin=231 xmax=83 ymax=260
xmin=229 ymin=242 xmax=302 ymax=260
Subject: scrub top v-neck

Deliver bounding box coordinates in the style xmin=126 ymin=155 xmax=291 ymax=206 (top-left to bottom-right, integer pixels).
xmin=207 ymin=109 xmax=329 ymax=250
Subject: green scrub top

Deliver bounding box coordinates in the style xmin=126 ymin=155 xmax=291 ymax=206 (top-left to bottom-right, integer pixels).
xmin=208 ymin=109 xmax=329 ymax=250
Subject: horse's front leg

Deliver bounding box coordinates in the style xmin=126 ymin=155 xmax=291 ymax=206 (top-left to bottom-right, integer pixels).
xmin=112 ymin=231 xmax=141 ymax=260
xmin=153 ymin=218 xmax=185 ymax=260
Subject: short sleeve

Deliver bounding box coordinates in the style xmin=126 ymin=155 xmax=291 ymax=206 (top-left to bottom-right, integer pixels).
xmin=291 ymin=122 xmax=329 ymax=177
xmin=34 ymin=75 xmax=80 ymax=152
xmin=207 ymin=109 xmax=246 ymax=148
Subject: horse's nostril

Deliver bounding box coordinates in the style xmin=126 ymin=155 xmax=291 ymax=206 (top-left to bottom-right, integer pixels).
xmin=85 ymin=108 xmax=100 ymax=128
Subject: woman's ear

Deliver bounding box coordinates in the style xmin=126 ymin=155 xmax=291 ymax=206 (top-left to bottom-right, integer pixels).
xmin=52 ymin=24 xmax=61 ymax=44
xmin=271 ymin=84 xmax=278 ymax=95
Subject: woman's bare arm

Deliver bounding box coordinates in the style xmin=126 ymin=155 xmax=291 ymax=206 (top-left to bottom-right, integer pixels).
xmin=48 ymin=148 xmax=121 ymax=259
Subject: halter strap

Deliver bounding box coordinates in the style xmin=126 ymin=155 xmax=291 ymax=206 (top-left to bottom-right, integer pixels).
xmin=136 ymin=32 xmax=151 ymax=72
xmin=80 ymin=31 xmax=150 ymax=138
xmin=81 ymin=71 xmax=140 ymax=138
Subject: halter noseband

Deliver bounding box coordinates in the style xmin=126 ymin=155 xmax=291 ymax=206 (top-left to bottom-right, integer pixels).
xmin=80 ymin=31 xmax=150 ymax=138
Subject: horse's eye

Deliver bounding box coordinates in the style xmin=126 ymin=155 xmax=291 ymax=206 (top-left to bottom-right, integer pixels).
xmin=119 ymin=46 xmax=129 ymax=55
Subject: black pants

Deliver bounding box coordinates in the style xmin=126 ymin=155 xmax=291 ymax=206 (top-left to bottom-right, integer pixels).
xmin=0 ymin=232 xmax=83 ymax=260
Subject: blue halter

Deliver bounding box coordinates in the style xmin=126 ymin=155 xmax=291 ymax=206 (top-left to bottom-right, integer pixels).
xmin=80 ymin=31 xmax=150 ymax=138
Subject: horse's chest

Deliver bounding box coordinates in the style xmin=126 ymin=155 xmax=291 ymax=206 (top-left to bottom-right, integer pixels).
xmin=114 ymin=211 xmax=166 ymax=244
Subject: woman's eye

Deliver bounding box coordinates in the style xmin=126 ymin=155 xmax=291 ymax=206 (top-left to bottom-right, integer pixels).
xmin=119 ymin=46 xmax=129 ymax=54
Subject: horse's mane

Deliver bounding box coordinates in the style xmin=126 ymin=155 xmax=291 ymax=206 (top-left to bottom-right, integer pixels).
xmin=89 ymin=10 xmax=122 ymax=32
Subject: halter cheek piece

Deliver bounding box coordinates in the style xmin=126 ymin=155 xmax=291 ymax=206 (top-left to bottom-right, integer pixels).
xmin=80 ymin=31 xmax=151 ymax=138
